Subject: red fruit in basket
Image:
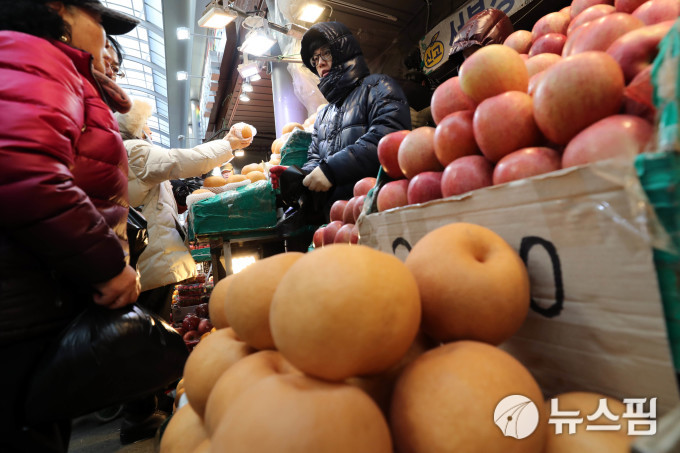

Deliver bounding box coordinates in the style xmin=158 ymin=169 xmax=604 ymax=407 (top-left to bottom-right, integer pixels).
xmin=183 ymin=314 xmax=200 ymax=332
xmin=458 ymin=45 xmax=529 ymax=103
xmin=572 ymin=0 xmax=614 ymax=19
xmin=350 ymin=225 xmax=359 ymax=244
xmin=329 ymin=200 xmax=348 ymax=222
xmin=377 ymin=180 xmax=409 ymax=212
xmin=174 ymin=325 xmax=186 ymax=337
xmin=353 ymin=177 xmax=377 ymax=197
xmin=198 ymin=319 xmax=214 ymax=335
xmin=504 ymin=30 xmax=533 ymax=54
xmin=313 ymin=227 xmax=325 ymax=247
xmin=492 ymin=147 xmax=562 ymax=185
xmin=353 ymin=195 xmax=366 ymax=222
xmin=564 ymin=13 xmax=644 ymax=56
xmin=434 ymin=110 xmax=479 ymax=167
xmin=334 ymin=224 xmax=355 ymax=244
xmin=525 ymin=53 xmax=562 ymax=77
xmin=529 ymin=33 xmax=567 ymax=56
xmin=195 ymin=303 xmax=210 ymax=318
xmin=407 ymin=172 xmax=443 ymax=205
xmin=441 ymin=155 xmax=494 ymax=197
xmin=378 ymin=130 xmax=410 ymax=178
xmin=183 ymin=330 xmax=200 ymax=342
xmin=343 ymin=198 xmax=357 ymax=224
xmin=607 ymin=21 xmax=674 ymax=83
xmin=532 ymin=12 xmax=570 ymax=41
xmin=568 ymin=5 xmax=615 ymax=35
xmin=323 ymin=221 xmax=343 ymax=244
xmin=633 ymin=0 xmax=680 ymax=25
xmin=430 ymin=76 xmax=477 ymax=125
xmin=616 ymin=0 xmax=647 ymax=13
xmin=398 ymin=126 xmax=442 ymax=179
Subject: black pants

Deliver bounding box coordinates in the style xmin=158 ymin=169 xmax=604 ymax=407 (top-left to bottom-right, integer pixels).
xmin=0 ymin=336 xmax=71 ymax=453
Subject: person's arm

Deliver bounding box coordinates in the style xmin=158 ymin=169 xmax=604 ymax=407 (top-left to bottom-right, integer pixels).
xmin=301 ymin=109 xmax=325 ymax=174
xmin=0 ymin=39 xmax=127 ymax=286
xmin=322 ymin=77 xmax=411 ymax=186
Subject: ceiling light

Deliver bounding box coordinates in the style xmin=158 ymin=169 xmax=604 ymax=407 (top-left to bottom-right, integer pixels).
xmin=176 ymin=71 xmax=188 ymax=81
xmin=237 ymin=61 xmax=260 ymax=79
xmin=234 ymin=150 xmax=246 ymax=157
xmin=176 ymin=27 xmax=191 ymax=40
xmin=298 ymin=4 xmax=325 ymax=23
xmin=198 ymin=0 xmax=238 ymax=29
xmin=249 ymin=73 xmax=261 ymax=82
xmin=242 ymin=81 xmax=253 ymax=92
xmin=239 ymin=92 xmax=250 ymax=102
xmin=325 ymin=0 xmax=397 ymax=21
xmin=240 ymin=30 xmax=276 ymax=57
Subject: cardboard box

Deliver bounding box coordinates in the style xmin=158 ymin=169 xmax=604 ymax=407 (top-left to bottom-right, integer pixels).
xmin=358 ymin=159 xmax=680 ymax=415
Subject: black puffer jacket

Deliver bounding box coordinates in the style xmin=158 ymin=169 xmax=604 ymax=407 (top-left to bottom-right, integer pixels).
xmin=300 ymin=22 xmax=411 ymax=211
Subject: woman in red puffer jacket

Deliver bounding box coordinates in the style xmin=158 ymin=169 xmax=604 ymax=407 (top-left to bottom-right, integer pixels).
xmin=0 ymin=1 xmax=140 ymax=451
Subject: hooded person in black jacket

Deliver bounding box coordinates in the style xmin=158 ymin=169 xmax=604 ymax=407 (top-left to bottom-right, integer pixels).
xmin=300 ymin=22 xmax=411 ymax=220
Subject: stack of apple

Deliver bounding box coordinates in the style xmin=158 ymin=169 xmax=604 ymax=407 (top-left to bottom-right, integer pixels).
xmin=377 ymin=0 xmax=674 ymax=213
xmin=311 ymin=176 xmax=376 ymax=246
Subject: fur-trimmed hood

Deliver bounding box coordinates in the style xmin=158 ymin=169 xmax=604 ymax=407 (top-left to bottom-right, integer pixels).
xmin=115 ymin=99 xmax=152 ymax=140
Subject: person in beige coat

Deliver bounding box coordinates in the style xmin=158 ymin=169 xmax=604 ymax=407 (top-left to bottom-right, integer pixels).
xmin=116 ymin=100 xmax=251 ymax=315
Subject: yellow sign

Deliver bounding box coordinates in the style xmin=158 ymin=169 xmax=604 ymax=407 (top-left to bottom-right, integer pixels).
xmin=423 ymin=32 xmax=445 ymax=69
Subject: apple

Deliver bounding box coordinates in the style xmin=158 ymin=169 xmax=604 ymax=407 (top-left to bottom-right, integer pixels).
xmin=568 ymin=4 xmax=616 ymax=35
xmin=397 ymin=126 xmax=442 ymax=178
xmin=342 ymin=198 xmax=357 ymax=224
xmin=503 ymin=30 xmax=533 ymax=54
xmin=334 ymin=223 xmax=355 ymax=244
xmin=607 ymin=21 xmax=674 ymax=82
xmin=350 ymin=224 xmax=359 ymax=244
xmin=519 ymin=53 xmax=529 ymax=61
xmin=323 ymin=220 xmax=343 ymax=244
xmin=533 ymin=51 xmax=625 ymax=144
xmin=529 ymin=33 xmax=567 ymax=56
xmin=616 ymin=0 xmax=649 ymax=12
xmin=525 ymin=53 xmax=562 ymax=77
xmin=353 ymin=195 xmax=366 ymax=222
xmin=561 ymin=6 xmax=572 ymax=15
xmin=473 ymin=91 xmax=542 ymax=163
xmin=174 ymin=325 xmax=186 ymax=337
xmin=624 ymin=65 xmax=655 ymax=121
xmin=313 ymin=227 xmax=325 ymax=247
xmin=562 ymin=114 xmax=654 ymax=167
xmin=353 ymin=177 xmax=377 ymax=197
xmin=430 ymin=76 xmax=477 ymax=124
xmin=441 ymin=155 xmax=494 ymax=197
xmin=458 ymin=45 xmax=529 ymax=103
xmin=433 ymin=110 xmax=479 ymax=167
xmin=572 ymin=0 xmax=615 ymax=18
xmin=492 ymin=147 xmax=561 ymax=185
xmin=528 ymin=71 xmax=547 ymax=96
xmin=183 ymin=314 xmax=200 ymax=332
xmin=633 ymin=0 xmax=680 ymax=24
xmin=329 ymin=200 xmax=348 ymax=222
xmin=565 ymin=13 xmax=644 ymax=55
xmin=407 ymin=172 xmax=443 ymax=205
xmin=377 ymin=180 xmax=409 ymax=212
xmin=563 ymin=19 xmax=597 ymax=56
xmin=532 ymin=12 xmax=571 ymax=41
xmin=183 ymin=330 xmax=200 ymax=342
xmin=198 ymin=318 xmax=214 ymax=335
xmin=377 ymin=130 xmax=410 ymax=178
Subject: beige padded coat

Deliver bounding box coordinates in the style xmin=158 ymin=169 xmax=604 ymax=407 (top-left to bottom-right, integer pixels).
xmin=125 ymin=139 xmax=233 ymax=291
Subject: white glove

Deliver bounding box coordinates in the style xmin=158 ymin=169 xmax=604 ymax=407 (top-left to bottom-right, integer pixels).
xmin=303 ymin=166 xmax=332 ymax=192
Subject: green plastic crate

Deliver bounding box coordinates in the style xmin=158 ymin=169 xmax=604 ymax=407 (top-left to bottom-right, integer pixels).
xmin=280 ymin=129 xmax=312 ymax=168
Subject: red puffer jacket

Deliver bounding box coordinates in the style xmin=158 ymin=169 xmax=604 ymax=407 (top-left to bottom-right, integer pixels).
xmin=0 ymin=31 xmax=129 ymax=345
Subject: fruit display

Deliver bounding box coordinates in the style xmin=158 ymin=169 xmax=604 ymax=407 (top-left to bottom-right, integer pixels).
xmin=170 ymin=274 xmax=214 ymax=350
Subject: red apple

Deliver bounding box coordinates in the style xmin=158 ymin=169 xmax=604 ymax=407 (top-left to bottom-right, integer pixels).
xmin=323 ymin=220 xmax=343 ymax=244
xmin=562 ymin=6 xmax=572 ymax=15
xmin=407 ymin=172 xmax=443 ymax=205
xmin=492 ymin=147 xmax=562 ymax=185
xmin=398 ymin=126 xmax=442 ymax=179
xmin=430 ymin=77 xmax=477 ymax=124
xmin=624 ymin=65 xmax=655 ymax=121
xmin=334 ymin=223 xmax=355 ymax=244
xmin=343 ymin=198 xmax=357 ymax=224
xmin=353 ymin=177 xmax=376 ymax=197
xmin=633 ymin=0 xmax=680 ymax=25
xmin=377 ymin=130 xmax=409 ymax=178
xmin=353 ymin=195 xmax=366 ymax=222
xmin=473 ymin=91 xmax=542 ymax=163
xmin=563 ymin=19 xmax=596 ymax=56
xmin=572 ymin=0 xmax=615 ymax=18
xmin=528 ymin=71 xmax=547 ymax=96
xmin=350 ymin=225 xmax=359 ymax=244
xmin=441 ymin=155 xmax=494 ymax=197
xmin=525 ymin=53 xmax=562 ymax=77
xmin=329 ymin=200 xmax=348 ymax=222
xmin=313 ymin=227 xmax=325 ymax=247
xmin=532 ymin=12 xmax=571 ymax=41
xmin=616 ymin=0 xmax=650 ymax=13
xmin=198 ymin=318 xmax=214 ymax=335
xmin=183 ymin=330 xmax=200 ymax=342
xmin=504 ymin=30 xmax=533 ymax=54
xmin=377 ymin=180 xmax=409 ymax=212
xmin=607 ymin=21 xmax=674 ymax=82
xmin=183 ymin=314 xmax=200 ymax=332
xmin=533 ymin=51 xmax=625 ymax=144
xmin=458 ymin=44 xmax=529 ymax=103
xmin=568 ymin=4 xmax=616 ymax=35
xmin=562 ymin=114 xmax=654 ymax=167
xmin=529 ymin=33 xmax=567 ymax=56
xmin=433 ymin=110 xmax=479 ymax=167
xmin=174 ymin=325 xmax=186 ymax=337
xmin=565 ymin=13 xmax=644 ymax=55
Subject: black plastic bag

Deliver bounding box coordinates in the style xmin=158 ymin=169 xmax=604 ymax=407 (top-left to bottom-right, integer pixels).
xmin=24 ymin=304 xmax=188 ymax=423
xmin=127 ymin=207 xmax=148 ymax=269
xmin=278 ymin=166 xmax=327 ymax=225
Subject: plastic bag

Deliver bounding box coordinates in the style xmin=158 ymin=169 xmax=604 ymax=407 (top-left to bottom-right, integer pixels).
xmin=24 ymin=304 xmax=188 ymax=423
xmin=126 ymin=208 xmax=148 ymax=269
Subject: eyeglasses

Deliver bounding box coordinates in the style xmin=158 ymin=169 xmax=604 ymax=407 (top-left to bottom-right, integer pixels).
xmin=310 ymin=49 xmax=332 ymax=67
xmin=111 ymin=66 xmax=125 ymax=78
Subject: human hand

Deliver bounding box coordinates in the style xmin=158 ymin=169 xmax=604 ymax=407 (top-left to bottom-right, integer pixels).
xmin=224 ymin=130 xmax=252 ymax=150
xmin=302 ymin=166 xmax=332 ymax=192
xmin=93 ymin=265 xmax=141 ymax=309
